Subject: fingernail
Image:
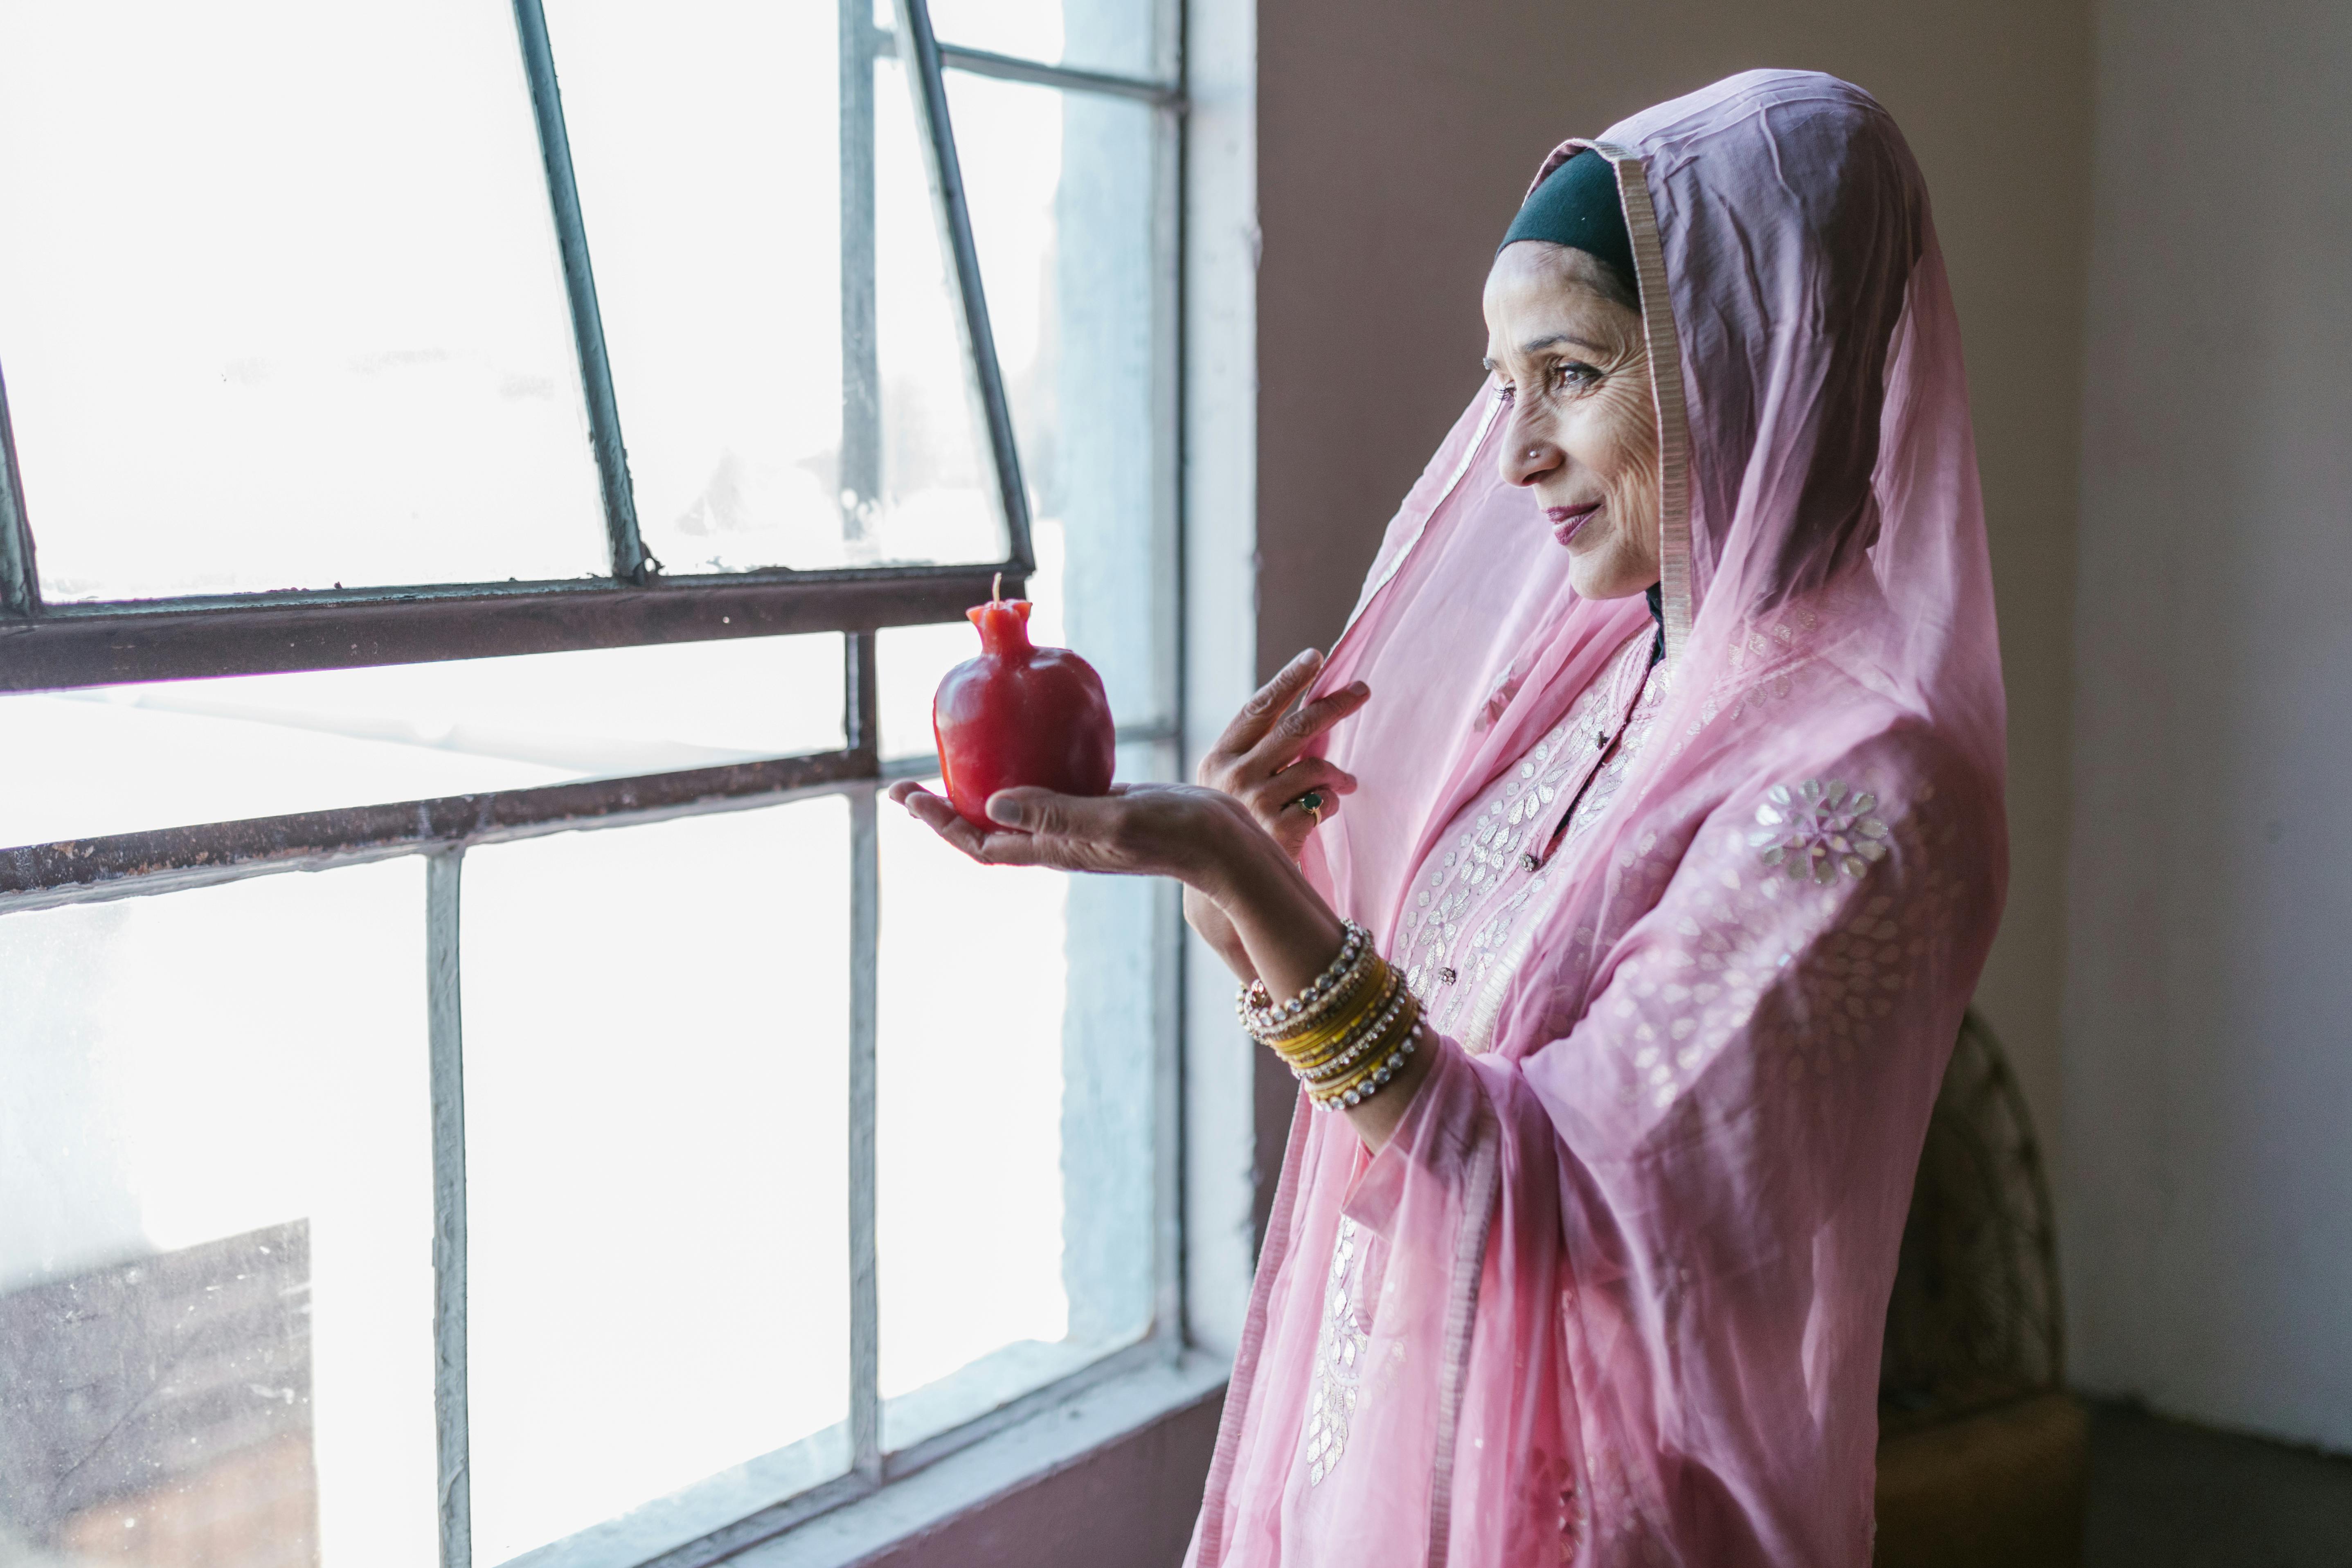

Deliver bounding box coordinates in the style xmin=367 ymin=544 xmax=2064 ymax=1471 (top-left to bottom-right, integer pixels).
xmin=1350 ymin=681 xmax=1369 ymax=696
xmin=986 ymin=797 xmax=1022 ymax=824
xmin=1290 ymin=648 xmax=1318 ymax=668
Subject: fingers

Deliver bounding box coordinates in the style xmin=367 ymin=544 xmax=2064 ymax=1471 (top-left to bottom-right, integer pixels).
xmin=1240 ymin=679 xmax=1370 ymax=775
xmin=1218 ymin=749 xmax=1352 ymax=863
xmin=1240 ymin=756 xmax=1357 ymax=824
xmin=889 ymin=780 xmax=998 ymax=862
xmin=888 ymin=779 xmax=1098 ymax=868
xmin=1210 ymin=648 xmax=1325 ymax=762
xmin=982 ymin=786 xmax=1130 ymax=845
xmin=895 ymin=780 xmax=1225 ymax=879
xmin=1202 ymin=657 xmax=1371 ymax=796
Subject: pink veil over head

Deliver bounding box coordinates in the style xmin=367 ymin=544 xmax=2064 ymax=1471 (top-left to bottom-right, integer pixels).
xmin=1193 ymin=72 xmax=2008 ymax=1568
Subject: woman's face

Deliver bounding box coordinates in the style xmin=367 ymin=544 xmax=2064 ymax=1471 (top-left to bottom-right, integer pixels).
xmin=1482 ymin=241 xmax=1661 ymax=600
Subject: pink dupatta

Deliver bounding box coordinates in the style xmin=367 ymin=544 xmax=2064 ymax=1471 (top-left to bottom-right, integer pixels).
xmin=1190 ymin=72 xmax=2008 ymax=1567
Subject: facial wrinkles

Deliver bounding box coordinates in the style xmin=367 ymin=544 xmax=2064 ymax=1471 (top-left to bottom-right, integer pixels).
xmin=1483 ymin=248 xmax=1661 ymax=594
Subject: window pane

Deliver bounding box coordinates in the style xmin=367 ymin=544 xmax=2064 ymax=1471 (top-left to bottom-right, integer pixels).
xmin=873 ymin=70 xmax=1168 ymax=758
xmin=546 ymin=3 xmax=1008 ymax=576
xmin=0 ymin=2 xmax=606 ymax=602
xmin=875 ymin=745 xmax=1165 ymax=1451
xmin=461 ymin=803 xmax=851 ymax=1564
xmin=873 ymin=55 xmax=1013 ymax=569
xmin=915 ymin=0 xmax=1168 ymax=82
xmin=539 ymin=0 xmax=840 ymax=578
xmin=0 ymin=860 xmax=437 ymax=1562
xmin=0 ymin=635 xmax=844 ymax=850
xmin=947 ymin=71 xmax=1171 ymax=730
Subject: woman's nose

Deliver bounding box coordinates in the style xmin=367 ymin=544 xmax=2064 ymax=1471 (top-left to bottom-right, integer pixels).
xmin=1501 ymin=411 xmax=1561 ymax=488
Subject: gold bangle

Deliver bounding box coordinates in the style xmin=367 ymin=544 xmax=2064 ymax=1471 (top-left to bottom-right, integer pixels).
xmin=1265 ymin=958 xmax=1392 ymax=1066
xmin=1297 ymin=978 xmax=1414 ymax=1082
xmin=1251 ymin=949 xmax=1381 ymax=1046
xmin=1310 ymin=1008 xmax=1423 ymax=1111
xmin=1271 ymin=962 xmax=1398 ymax=1071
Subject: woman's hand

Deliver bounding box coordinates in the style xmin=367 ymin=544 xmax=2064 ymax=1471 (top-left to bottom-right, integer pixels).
xmin=888 ymin=778 xmax=1252 ymax=890
xmin=888 ymin=772 xmax=1344 ymax=1003
xmin=1197 ymin=648 xmax=1369 ymax=859
xmin=889 ymin=731 xmax=1429 ymax=1154
xmin=1180 ymin=648 xmax=1369 ymax=978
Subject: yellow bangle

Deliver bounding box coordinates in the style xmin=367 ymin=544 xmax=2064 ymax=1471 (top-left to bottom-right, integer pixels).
xmin=1298 ymin=976 xmax=1413 ymax=1082
xmin=1254 ymin=949 xmax=1381 ymax=1046
xmin=1310 ymin=1005 xmax=1423 ymax=1111
xmin=1271 ymin=961 xmax=1398 ymax=1071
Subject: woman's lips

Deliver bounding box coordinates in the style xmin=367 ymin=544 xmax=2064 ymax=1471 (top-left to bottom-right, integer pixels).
xmin=1546 ymin=502 xmax=1601 ymax=547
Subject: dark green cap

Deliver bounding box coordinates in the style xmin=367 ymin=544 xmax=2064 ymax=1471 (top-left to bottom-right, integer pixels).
xmin=1498 ymin=150 xmax=1638 ymax=303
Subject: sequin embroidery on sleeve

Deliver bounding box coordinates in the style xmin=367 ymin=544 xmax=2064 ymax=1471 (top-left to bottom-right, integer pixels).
xmin=1748 ymin=778 xmax=1891 ymax=881
xmin=1598 ymin=774 xmax=1945 ymax=1108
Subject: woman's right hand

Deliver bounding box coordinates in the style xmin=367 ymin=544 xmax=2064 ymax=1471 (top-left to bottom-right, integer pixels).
xmin=1183 ymin=648 xmax=1369 ymax=977
xmin=1199 ymin=648 xmax=1368 ymax=855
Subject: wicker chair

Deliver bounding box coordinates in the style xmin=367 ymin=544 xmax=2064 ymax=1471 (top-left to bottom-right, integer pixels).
xmin=1874 ymin=1010 xmax=2086 ymax=1566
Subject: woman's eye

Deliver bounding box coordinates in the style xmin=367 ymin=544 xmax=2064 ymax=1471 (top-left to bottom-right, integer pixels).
xmin=1552 ymin=362 xmax=1601 ymax=392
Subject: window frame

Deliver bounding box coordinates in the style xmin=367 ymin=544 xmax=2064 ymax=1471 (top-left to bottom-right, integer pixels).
xmin=0 ymin=1 xmax=1204 ymax=1564
xmin=0 ymin=0 xmax=1046 ymax=694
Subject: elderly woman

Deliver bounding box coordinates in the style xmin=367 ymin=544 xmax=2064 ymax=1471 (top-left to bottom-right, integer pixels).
xmin=894 ymin=70 xmax=2006 ymax=1566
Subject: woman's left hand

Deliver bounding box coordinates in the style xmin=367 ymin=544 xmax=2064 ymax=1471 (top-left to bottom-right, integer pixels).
xmin=887 ymin=778 xmax=1253 ymax=892
xmin=887 ymin=776 xmax=1430 ymax=1153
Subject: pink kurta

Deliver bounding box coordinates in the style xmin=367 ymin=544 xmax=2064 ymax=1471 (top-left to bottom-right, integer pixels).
xmin=1190 ymin=72 xmax=2008 ymax=1568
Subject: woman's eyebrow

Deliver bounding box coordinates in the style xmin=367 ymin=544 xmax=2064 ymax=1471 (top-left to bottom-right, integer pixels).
xmin=1517 ymin=331 xmax=1608 ymax=357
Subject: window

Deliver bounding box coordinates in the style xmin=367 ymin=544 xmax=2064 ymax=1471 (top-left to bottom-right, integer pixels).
xmin=0 ymin=3 xmax=1184 ymax=1565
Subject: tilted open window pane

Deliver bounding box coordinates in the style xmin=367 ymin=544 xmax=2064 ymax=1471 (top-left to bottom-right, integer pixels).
xmin=0 ymin=2 xmax=607 ymax=603
xmin=0 ymin=860 xmax=438 ymax=1561
xmin=544 ymin=2 xmax=1011 ymax=578
xmin=947 ymin=70 xmax=1171 ymax=728
xmin=873 ymin=54 xmax=1017 ymax=570
xmin=875 ymin=70 xmax=1170 ymax=757
xmin=0 ymin=634 xmax=844 ymax=851
xmin=538 ymin=0 xmax=844 ymax=578
xmin=461 ymin=803 xmax=852 ymax=1565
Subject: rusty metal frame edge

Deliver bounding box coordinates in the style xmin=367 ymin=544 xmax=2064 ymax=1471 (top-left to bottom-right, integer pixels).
xmin=0 ymin=747 xmax=878 ymax=913
xmin=0 ymin=565 xmax=1026 ymax=694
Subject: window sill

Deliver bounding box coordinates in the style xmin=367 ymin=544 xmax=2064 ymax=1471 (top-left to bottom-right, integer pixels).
xmin=729 ymin=1351 xmax=1228 ymax=1568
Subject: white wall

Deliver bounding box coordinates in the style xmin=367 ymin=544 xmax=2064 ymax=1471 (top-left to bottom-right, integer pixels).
xmin=2064 ymin=0 xmax=2352 ymax=1449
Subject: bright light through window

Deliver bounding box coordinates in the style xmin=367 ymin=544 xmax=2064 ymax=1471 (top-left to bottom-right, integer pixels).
xmin=0 ymin=1 xmax=608 ymax=601
xmin=0 ymin=2 xmax=1175 ymax=1563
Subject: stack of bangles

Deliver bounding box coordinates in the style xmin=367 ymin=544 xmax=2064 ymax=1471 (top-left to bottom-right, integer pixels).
xmin=1235 ymin=920 xmax=1424 ymax=1111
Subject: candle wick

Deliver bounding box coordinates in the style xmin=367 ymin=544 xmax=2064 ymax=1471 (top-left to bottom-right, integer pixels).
xmin=992 ymin=570 xmax=1002 ymax=605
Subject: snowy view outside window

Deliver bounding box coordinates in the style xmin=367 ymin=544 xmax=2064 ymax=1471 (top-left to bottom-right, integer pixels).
xmin=0 ymin=1 xmax=1176 ymax=1564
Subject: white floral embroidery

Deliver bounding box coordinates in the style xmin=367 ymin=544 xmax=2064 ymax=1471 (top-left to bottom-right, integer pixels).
xmin=1399 ymin=633 xmax=1661 ymax=1043
xmin=1303 ymin=1219 xmax=1373 ymax=1485
xmin=1747 ymin=778 xmax=1890 ymax=882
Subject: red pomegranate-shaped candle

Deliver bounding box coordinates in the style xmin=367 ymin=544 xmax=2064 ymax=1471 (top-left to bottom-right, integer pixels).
xmin=932 ymin=576 xmax=1116 ymax=830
